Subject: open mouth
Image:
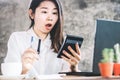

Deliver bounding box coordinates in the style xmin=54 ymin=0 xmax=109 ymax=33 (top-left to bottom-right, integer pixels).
xmin=45 ymin=23 xmax=52 ymax=27
xmin=45 ymin=23 xmax=52 ymax=30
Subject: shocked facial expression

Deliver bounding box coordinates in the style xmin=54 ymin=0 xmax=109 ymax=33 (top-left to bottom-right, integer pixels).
xmin=33 ymin=1 xmax=58 ymax=35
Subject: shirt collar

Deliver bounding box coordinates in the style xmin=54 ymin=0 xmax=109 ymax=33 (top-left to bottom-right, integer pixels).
xmin=27 ymin=28 xmax=51 ymax=45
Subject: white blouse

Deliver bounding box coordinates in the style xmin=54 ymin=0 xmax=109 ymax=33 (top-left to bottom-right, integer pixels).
xmin=4 ymin=28 xmax=70 ymax=75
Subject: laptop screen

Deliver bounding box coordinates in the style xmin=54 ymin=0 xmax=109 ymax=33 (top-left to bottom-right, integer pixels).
xmin=93 ymin=19 xmax=120 ymax=74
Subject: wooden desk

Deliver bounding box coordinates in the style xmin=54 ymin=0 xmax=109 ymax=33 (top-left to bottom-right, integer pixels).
xmin=63 ymin=76 xmax=120 ymax=80
xmin=0 ymin=75 xmax=120 ymax=80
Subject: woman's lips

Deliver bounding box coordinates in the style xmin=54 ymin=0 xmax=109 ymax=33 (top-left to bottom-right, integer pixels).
xmin=46 ymin=24 xmax=52 ymax=27
xmin=45 ymin=23 xmax=52 ymax=30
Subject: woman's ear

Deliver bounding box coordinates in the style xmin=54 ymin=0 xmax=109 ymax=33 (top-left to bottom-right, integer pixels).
xmin=28 ymin=9 xmax=34 ymax=19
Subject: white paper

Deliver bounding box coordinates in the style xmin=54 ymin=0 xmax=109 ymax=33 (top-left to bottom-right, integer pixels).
xmin=36 ymin=74 xmax=66 ymax=79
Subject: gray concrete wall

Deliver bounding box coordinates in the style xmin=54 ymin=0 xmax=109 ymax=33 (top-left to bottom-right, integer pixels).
xmin=0 ymin=0 xmax=120 ymax=74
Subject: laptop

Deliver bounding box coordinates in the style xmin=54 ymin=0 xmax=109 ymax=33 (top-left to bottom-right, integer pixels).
xmin=59 ymin=19 xmax=120 ymax=76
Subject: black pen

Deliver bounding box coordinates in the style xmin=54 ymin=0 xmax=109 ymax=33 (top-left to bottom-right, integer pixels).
xmin=37 ymin=39 xmax=41 ymax=54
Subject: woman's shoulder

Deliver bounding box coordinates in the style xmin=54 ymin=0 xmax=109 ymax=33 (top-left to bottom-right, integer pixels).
xmin=9 ymin=30 xmax=30 ymax=40
xmin=7 ymin=31 xmax=28 ymax=44
xmin=10 ymin=31 xmax=27 ymax=37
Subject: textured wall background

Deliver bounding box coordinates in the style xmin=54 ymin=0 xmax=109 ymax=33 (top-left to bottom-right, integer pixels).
xmin=0 ymin=0 xmax=120 ymax=74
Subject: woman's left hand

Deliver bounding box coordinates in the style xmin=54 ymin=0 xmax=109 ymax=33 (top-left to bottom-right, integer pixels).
xmin=61 ymin=42 xmax=81 ymax=72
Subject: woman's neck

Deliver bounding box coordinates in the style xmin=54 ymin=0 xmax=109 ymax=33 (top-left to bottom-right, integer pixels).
xmin=33 ymin=27 xmax=48 ymax=40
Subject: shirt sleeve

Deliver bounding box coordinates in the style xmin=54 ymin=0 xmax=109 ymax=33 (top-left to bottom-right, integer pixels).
xmin=4 ymin=33 xmax=21 ymax=62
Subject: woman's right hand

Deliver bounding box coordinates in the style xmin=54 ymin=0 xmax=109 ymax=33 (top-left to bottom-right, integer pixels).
xmin=21 ymin=48 xmax=39 ymax=74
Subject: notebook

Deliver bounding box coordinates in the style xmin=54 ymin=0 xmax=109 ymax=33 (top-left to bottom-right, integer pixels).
xmin=59 ymin=19 xmax=120 ymax=76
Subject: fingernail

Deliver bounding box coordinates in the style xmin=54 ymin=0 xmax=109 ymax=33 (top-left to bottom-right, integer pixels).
xmin=62 ymin=50 xmax=65 ymax=53
xmin=68 ymin=46 xmax=70 ymax=49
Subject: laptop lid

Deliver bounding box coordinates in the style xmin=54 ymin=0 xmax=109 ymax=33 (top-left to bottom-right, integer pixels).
xmin=93 ymin=19 xmax=120 ymax=75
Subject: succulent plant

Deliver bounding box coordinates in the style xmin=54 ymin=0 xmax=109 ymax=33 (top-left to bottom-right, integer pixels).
xmin=100 ymin=48 xmax=114 ymax=63
xmin=114 ymin=43 xmax=120 ymax=63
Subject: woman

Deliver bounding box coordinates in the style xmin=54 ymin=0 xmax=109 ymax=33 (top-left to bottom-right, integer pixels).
xmin=5 ymin=0 xmax=81 ymax=75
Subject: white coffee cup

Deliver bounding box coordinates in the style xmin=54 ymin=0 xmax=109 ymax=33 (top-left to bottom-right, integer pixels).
xmin=1 ymin=62 xmax=22 ymax=76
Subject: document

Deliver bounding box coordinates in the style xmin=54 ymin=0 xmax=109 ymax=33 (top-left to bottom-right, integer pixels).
xmin=36 ymin=74 xmax=66 ymax=79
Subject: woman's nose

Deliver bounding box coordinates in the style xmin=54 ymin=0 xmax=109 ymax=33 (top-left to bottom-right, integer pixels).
xmin=47 ymin=16 xmax=53 ymax=21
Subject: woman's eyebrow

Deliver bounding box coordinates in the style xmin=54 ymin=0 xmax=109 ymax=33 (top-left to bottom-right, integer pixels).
xmin=40 ymin=7 xmax=48 ymax=9
xmin=40 ymin=7 xmax=57 ymax=10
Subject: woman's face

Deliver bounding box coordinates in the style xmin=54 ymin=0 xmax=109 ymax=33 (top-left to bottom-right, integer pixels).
xmin=33 ymin=0 xmax=58 ymax=35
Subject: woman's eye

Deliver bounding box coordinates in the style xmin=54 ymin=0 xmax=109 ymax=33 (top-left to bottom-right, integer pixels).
xmin=41 ymin=11 xmax=47 ymax=14
xmin=53 ymin=12 xmax=58 ymax=15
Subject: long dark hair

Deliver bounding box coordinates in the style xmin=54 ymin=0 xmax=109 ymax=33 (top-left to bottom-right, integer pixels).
xmin=29 ymin=0 xmax=64 ymax=53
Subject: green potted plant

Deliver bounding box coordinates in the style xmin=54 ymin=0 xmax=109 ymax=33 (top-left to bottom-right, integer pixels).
xmin=98 ymin=48 xmax=114 ymax=77
xmin=114 ymin=43 xmax=120 ymax=76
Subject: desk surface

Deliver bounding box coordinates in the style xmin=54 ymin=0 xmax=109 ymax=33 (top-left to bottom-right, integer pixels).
xmin=0 ymin=75 xmax=120 ymax=80
xmin=63 ymin=76 xmax=120 ymax=80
